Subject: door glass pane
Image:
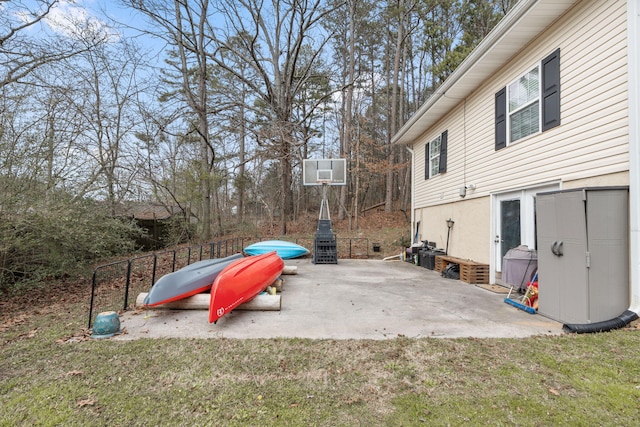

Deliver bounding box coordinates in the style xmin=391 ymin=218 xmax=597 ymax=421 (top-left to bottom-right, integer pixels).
xmin=501 ymin=199 xmax=521 ymax=260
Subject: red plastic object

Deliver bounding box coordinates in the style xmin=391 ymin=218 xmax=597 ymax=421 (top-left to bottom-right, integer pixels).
xmin=523 ymin=281 xmax=539 ymax=308
xmin=208 ymin=251 xmax=284 ymax=323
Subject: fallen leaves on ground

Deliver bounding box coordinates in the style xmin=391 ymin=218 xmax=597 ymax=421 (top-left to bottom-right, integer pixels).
xmin=18 ymin=328 xmax=38 ymax=339
xmin=56 ymin=329 xmax=92 ymax=344
xmin=0 ymin=313 xmax=29 ymax=332
xmin=76 ymin=398 xmax=96 ymax=407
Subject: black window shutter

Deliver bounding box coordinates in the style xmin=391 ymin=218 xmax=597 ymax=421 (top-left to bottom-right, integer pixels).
xmin=425 ymin=143 xmax=429 ymax=180
xmin=542 ymin=48 xmax=560 ymax=131
xmin=495 ymin=87 xmax=507 ymax=150
xmin=438 ymin=130 xmax=448 ymax=173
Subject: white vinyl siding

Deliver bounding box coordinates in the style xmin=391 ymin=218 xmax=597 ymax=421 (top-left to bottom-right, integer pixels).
xmin=413 ymin=0 xmax=628 ymax=209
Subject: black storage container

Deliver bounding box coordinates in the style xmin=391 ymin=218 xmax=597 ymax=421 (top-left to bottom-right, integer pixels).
xmin=418 ymin=249 xmax=430 ymax=268
xmin=313 ymin=219 xmax=338 ymax=264
xmin=313 ymin=234 xmax=337 ymax=264
xmin=423 ymin=249 xmax=445 ymax=270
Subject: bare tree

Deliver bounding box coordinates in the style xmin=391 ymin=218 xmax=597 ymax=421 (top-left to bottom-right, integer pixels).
xmin=209 ymin=0 xmax=341 ymax=234
xmin=0 ymin=0 xmax=105 ymax=88
xmin=123 ymin=0 xmax=220 ymax=239
xmin=44 ymin=36 xmax=149 ymax=212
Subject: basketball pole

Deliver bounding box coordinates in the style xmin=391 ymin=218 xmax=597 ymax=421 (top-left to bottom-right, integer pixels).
xmin=314 ymin=181 xmax=337 ymax=264
xmin=303 ymin=158 xmax=344 ymax=264
xmin=319 ymin=182 xmax=331 ymax=221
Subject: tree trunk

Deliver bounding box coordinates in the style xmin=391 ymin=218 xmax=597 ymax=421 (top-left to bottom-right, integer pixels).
xmin=341 ymin=0 xmax=357 ymax=225
xmin=174 ymin=0 xmax=212 ymax=240
xmin=280 ymin=149 xmax=293 ymax=235
xmin=387 ymin=0 xmax=405 ymax=213
xmin=238 ymin=101 xmax=246 ymax=225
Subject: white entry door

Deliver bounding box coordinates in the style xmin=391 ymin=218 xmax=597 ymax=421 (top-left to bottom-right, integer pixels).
xmin=492 ymin=183 xmax=560 ymax=275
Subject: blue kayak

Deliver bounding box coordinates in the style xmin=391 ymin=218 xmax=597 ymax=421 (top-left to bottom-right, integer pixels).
xmin=244 ymin=240 xmax=310 ymax=259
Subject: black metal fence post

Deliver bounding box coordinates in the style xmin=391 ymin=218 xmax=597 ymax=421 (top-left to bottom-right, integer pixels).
xmin=151 ymin=254 xmax=158 ymax=286
xmin=88 ymin=270 xmax=98 ymax=329
xmin=123 ymin=260 xmax=132 ymax=311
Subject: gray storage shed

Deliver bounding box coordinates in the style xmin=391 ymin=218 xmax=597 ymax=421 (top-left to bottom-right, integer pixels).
xmin=536 ymin=187 xmax=629 ymax=324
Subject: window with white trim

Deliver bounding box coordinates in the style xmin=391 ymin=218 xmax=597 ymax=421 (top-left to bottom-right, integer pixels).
xmin=508 ymin=66 xmax=540 ymax=143
xmin=429 ymin=135 xmax=441 ymax=177
xmin=495 ymin=49 xmax=560 ymax=151
xmin=424 ymin=130 xmax=448 ymax=179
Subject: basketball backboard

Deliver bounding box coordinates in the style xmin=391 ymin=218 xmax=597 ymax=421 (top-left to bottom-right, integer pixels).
xmin=303 ymin=159 xmax=347 ymax=186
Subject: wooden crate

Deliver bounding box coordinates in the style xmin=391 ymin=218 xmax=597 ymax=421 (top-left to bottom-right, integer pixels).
xmin=459 ymin=263 xmax=489 ymax=284
xmin=435 ymin=255 xmax=489 ymax=284
xmin=434 ymin=256 xmax=451 ymax=272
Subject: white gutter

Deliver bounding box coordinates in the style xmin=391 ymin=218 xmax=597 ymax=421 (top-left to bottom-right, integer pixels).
xmin=627 ymin=0 xmax=640 ymax=316
xmin=406 ymin=146 xmax=415 ymax=244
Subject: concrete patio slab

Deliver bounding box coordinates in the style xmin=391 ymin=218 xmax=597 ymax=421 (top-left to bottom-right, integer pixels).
xmin=114 ymin=259 xmax=563 ymax=340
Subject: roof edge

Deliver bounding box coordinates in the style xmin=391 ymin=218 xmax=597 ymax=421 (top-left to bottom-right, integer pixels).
xmin=392 ymin=0 xmax=541 ymax=145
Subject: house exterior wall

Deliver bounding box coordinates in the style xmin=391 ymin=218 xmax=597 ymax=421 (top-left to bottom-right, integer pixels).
xmin=415 ymin=197 xmax=490 ymax=261
xmin=412 ymin=0 xmax=629 ymax=265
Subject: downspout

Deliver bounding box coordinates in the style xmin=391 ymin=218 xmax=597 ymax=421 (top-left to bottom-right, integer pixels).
xmin=629 ymin=0 xmax=640 ymax=320
xmin=564 ymin=0 xmax=640 ymax=332
xmin=406 ymin=146 xmax=415 ymax=248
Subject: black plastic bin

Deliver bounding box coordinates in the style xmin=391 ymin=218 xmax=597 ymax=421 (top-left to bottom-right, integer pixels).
xmin=313 ymin=234 xmax=338 ymax=264
xmin=423 ymin=249 xmax=445 ymax=270
xmin=418 ymin=250 xmax=430 ymax=268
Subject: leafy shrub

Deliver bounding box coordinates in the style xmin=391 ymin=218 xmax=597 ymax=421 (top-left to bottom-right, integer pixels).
xmin=158 ymin=214 xmax=196 ymax=248
xmin=0 ymin=198 xmax=144 ymax=292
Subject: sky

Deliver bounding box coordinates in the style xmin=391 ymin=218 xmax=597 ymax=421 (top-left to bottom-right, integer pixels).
xmin=18 ymin=0 xmax=166 ymax=60
xmin=9 ymin=0 xmax=347 ymax=157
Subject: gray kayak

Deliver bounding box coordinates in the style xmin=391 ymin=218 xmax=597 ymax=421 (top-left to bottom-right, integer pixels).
xmin=144 ymin=253 xmax=244 ymax=307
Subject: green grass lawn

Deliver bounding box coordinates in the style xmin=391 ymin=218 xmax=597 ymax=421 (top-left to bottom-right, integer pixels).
xmin=2 ymin=303 xmax=639 ymax=426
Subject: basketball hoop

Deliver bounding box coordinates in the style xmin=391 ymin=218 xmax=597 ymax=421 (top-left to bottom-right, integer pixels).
xmin=303 ymin=159 xmax=346 ymax=221
xmin=302 ymin=159 xmax=346 ymax=186
xmin=302 ymin=159 xmax=347 ymax=264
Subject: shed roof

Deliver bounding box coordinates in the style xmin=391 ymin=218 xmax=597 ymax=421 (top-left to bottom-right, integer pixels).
xmin=116 ymin=202 xmax=179 ymax=221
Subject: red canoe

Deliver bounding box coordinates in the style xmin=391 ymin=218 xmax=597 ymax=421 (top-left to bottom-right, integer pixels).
xmin=208 ymin=251 xmax=284 ymax=323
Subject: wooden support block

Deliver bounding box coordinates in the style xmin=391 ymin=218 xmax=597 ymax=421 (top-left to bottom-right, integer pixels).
xmin=434 ymin=255 xmax=489 ymax=284
xmin=460 ymin=264 xmax=489 ymax=284
xmin=237 ymin=294 xmax=281 ymax=311
xmin=435 ymin=257 xmax=447 ymax=272
xmin=136 ymin=292 xmax=281 ymax=311
xmin=282 ymin=265 xmax=297 ymax=275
